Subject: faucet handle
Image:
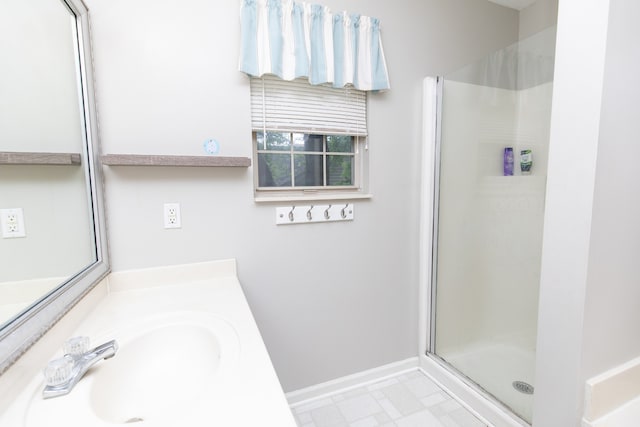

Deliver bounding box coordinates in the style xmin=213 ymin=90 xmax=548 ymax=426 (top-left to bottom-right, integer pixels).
xmin=64 ymin=336 xmax=90 ymax=356
xmin=43 ymin=356 xmax=74 ymax=386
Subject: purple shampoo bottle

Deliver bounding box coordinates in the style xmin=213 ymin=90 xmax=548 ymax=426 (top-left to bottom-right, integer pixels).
xmin=504 ymin=147 xmax=514 ymax=176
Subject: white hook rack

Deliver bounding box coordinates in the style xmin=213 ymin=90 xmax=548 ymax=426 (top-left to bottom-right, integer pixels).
xmin=276 ymin=204 xmax=354 ymax=225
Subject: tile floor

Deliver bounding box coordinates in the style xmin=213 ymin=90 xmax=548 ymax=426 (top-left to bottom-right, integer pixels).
xmin=290 ymin=369 xmax=488 ymax=427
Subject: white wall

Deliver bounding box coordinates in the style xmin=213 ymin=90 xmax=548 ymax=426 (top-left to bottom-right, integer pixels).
xmin=581 ymin=0 xmax=640 ymax=398
xmin=533 ymin=0 xmax=611 ymax=425
xmin=85 ymin=0 xmax=519 ymax=391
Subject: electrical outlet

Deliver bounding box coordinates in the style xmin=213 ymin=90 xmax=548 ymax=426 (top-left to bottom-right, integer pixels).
xmin=163 ymin=203 xmax=181 ymax=229
xmin=1 ymin=208 xmax=26 ymax=238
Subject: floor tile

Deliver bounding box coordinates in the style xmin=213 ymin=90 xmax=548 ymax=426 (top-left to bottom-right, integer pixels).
xmin=336 ymin=393 xmax=383 ymax=423
xmin=440 ymin=398 xmax=463 ymax=412
xmin=290 ymin=369 xmax=486 ymax=427
xmin=311 ymin=404 xmax=348 ymax=427
xmin=378 ymin=398 xmax=403 ymax=419
xmin=375 ymin=411 xmax=392 ymax=424
xmin=421 ymin=392 xmax=448 ymax=407
xmin=404 ymin=370 xmax=425 ymax=380
xmin=402 ymin=375 xmax=443 ymax=399
xmin=350 ymin=416 xmax=379 ymax=427
xmin=371 ymin=390 xmax=385 ymax=400
xmin=380 ymin=383 xmax=425 ymax=416
xmin=439 ymin=415 xmax=459 ymax=427
xmin=297 ymin=411 xmax=313 ymax=424
xmin=395 ymin=409 xmax=444 ymax=427
xmin=428 ymin=404 xmax=446 ymax=418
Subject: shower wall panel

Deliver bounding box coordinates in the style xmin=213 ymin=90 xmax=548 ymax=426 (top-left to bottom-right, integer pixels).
xmin=435 ymin=81 xmax=551 ymax=354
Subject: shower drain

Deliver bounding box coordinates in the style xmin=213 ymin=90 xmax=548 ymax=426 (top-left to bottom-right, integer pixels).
xmin=512 ymin=380 xmax=534 ymax=395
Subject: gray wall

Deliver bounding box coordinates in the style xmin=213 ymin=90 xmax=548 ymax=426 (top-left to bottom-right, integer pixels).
xmin=519 ymin=0 xmax=558 ymax=40
xmin=85 ymin=0 xmax=518 ymax=391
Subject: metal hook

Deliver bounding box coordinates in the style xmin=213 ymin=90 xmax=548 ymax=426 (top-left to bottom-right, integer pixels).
xmin=324 ymin=205 xmax=332 ymax=220
xmin=306 ymin=205 xmax=313 ymax=221
xmin=288 ymin=206 xmax=295 ymax=222
xmin=340 ymin=203 xmax=349 ymax=219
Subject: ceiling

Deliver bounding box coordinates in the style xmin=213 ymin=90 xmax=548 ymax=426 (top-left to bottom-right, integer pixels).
xmin=487 ymin=0 xmax=537 ymax=11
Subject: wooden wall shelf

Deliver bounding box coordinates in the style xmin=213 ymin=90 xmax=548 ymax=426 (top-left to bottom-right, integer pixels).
xmin=0 ymin=151 xmax=81 ymax=166
xmin=101 ymin=154 xmax=251 ymax=168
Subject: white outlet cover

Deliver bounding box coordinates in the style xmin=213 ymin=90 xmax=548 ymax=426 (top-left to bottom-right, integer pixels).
xmin=1 ymin=208 xmax=26 ymax=238
xmin=163 ymin=203 xmax=181 ymax=229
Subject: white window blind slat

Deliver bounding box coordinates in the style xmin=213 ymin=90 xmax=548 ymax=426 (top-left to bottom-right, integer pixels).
xmin=250 ymin=76 xmax=367 ymax=136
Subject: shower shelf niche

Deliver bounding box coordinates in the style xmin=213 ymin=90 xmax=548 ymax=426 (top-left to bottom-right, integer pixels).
xmin=101 ymin=154 xmax=251 ymax=167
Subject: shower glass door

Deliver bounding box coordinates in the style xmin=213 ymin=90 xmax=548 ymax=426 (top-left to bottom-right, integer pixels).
xmin=430 ymin=27 xmax=556 ymax=423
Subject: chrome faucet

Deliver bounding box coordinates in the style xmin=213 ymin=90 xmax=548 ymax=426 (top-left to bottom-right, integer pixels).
xmin=43 ymin=337 xmax=118 ymax=399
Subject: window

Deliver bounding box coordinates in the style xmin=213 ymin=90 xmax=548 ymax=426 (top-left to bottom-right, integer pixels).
xmin=250 ymin=76 xmax=370 ymax=201
xmin=257 ymin=132 xmax=356 ymax=188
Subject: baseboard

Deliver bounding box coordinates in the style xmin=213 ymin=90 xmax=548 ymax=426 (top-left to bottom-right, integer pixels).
xmin=286 ymin=357 xmax=420 ymax=407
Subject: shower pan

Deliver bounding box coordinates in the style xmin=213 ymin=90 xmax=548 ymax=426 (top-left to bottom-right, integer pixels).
xmin=420 ymin=27 xmax=556 ymax=425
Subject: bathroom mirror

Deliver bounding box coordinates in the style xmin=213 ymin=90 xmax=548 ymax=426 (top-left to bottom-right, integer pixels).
xmin=0 ymin=0 xmax=108 ymax=373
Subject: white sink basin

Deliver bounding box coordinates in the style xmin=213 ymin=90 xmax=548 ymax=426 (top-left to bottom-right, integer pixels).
xmin=25 ymin=311 xmax=239 ymax=426
xmin=0 ymin=261 xmax=297 ymax=427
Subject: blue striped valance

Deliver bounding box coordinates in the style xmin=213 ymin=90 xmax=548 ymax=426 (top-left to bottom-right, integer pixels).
xmin=239 ymin=0 xmax=390 ymax=91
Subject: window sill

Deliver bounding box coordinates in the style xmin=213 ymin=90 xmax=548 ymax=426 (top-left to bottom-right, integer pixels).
xmin=254 ymin=193 xmax=372 ymax=203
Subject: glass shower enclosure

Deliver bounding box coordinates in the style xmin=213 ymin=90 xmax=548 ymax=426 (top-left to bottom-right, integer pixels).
xmin=428 ymin=27 xmax=556 ymax=423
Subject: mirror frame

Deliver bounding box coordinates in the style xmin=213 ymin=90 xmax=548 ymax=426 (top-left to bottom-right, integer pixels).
xmin=0 ymin=0 xmax=109 ymax=374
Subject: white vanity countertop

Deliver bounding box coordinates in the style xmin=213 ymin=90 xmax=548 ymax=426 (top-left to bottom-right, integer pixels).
xmin=0 ymin=259 xmax=297 ymax=427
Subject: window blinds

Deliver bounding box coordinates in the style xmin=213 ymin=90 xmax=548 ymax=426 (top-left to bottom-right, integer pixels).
xmin=250 ymin=75 xmax=367 ymax=137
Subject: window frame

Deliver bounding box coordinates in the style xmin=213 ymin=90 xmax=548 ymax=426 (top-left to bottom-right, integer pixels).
xmin=252 ymin=131 xmax=370 ymax=202
xmin=250 ymin=76 xmax=371 ymax=202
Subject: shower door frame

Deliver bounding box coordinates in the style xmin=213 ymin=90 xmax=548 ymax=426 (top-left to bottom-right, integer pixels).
xmin=418 ymin=76 xmax=529 ymax=427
